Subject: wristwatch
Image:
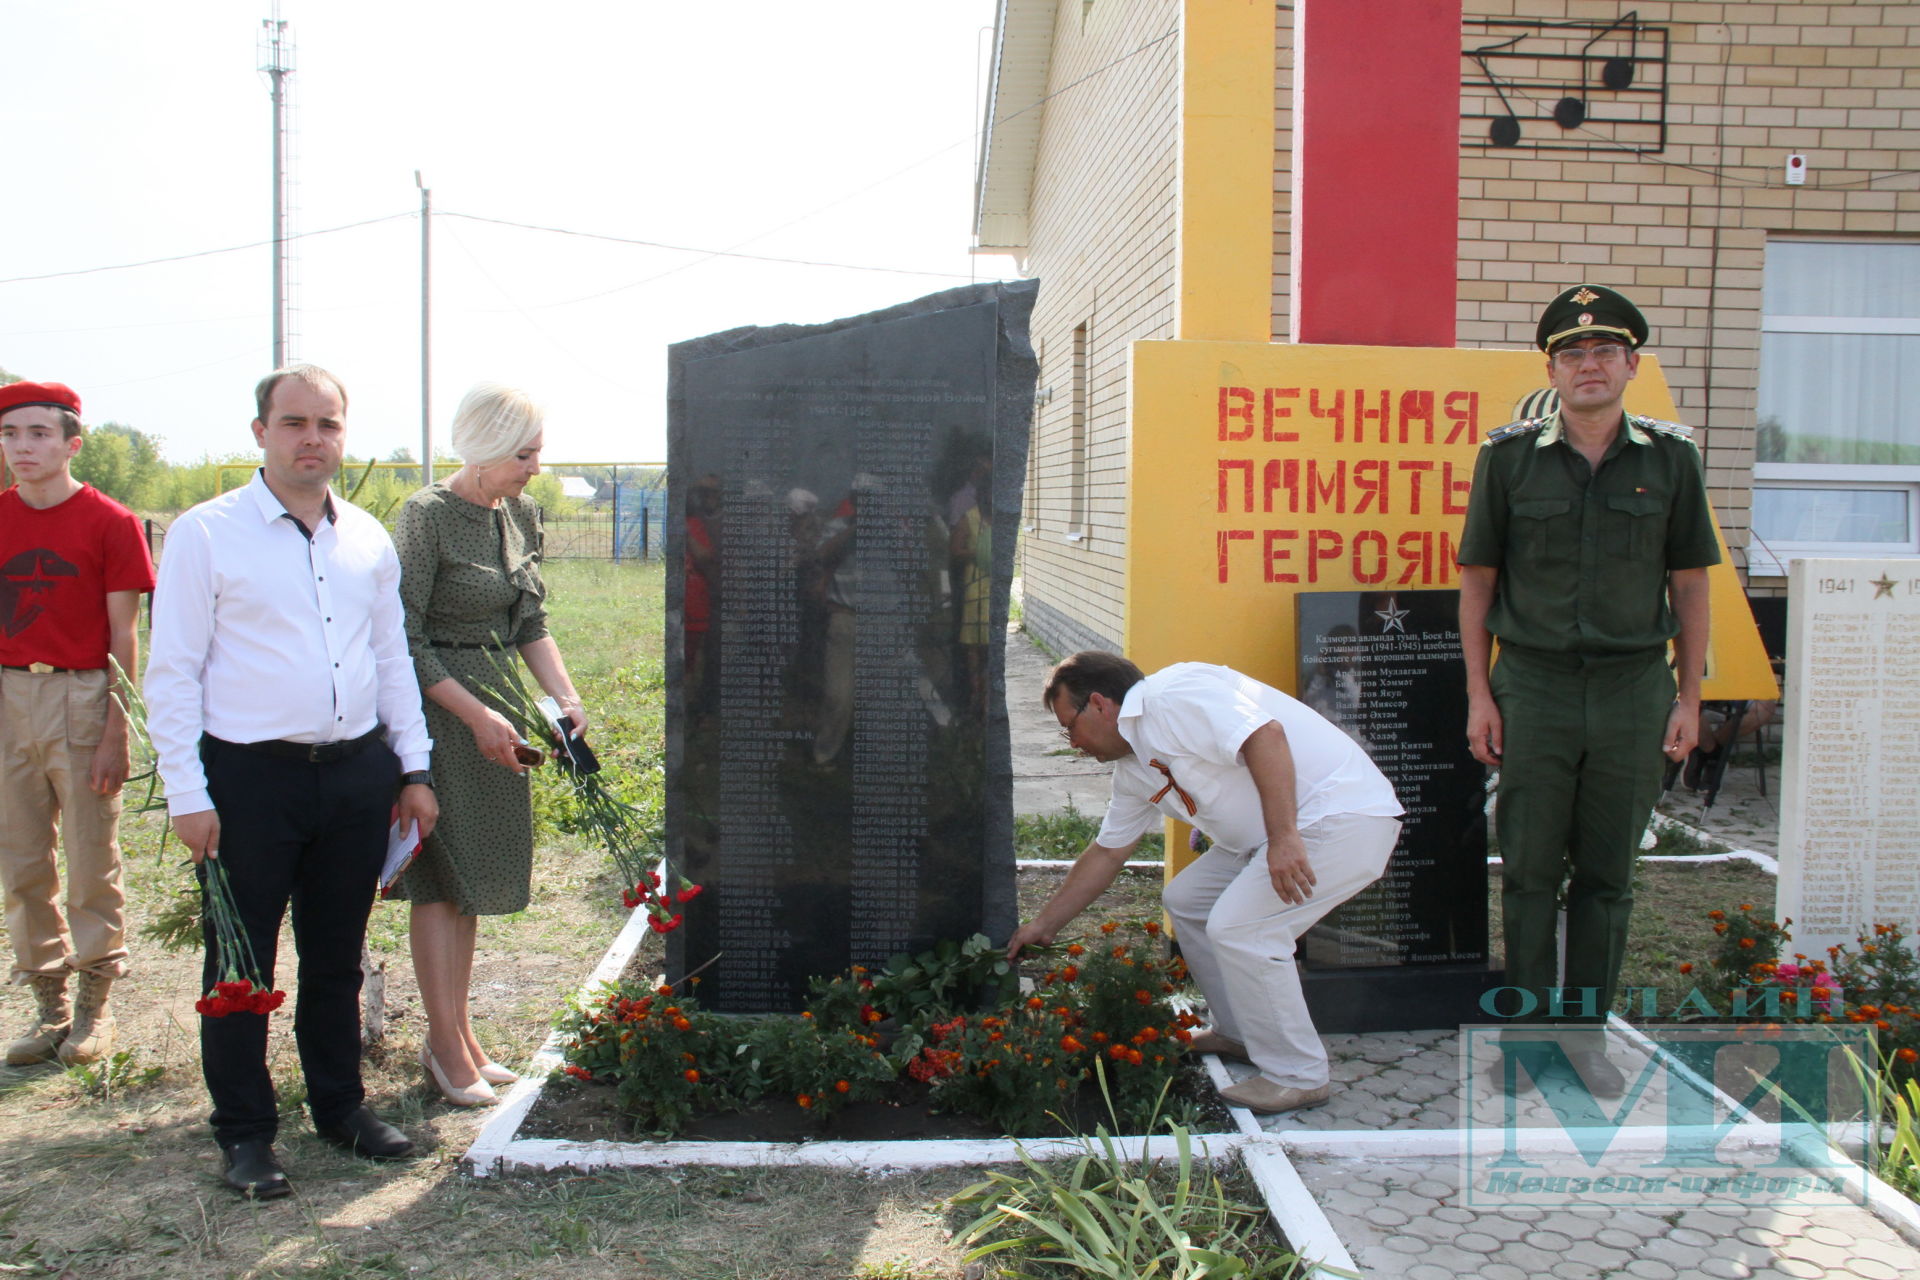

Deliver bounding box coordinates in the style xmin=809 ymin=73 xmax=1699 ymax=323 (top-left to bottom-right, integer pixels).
xmin=400 ymin=770 xmax=435 ymax=789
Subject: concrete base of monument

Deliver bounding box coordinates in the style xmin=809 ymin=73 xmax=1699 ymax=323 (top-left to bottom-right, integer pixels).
xmin=1302 ymin=963 xmax=1507 ymax=1035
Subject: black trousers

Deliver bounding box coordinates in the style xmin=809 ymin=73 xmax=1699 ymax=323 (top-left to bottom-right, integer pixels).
xmin=198 ymin=735 xmax=395 ymax=1145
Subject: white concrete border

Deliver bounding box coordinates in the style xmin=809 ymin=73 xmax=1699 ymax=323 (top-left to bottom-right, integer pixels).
xmin=462 ymin=914 xmax=1349 ymax=1268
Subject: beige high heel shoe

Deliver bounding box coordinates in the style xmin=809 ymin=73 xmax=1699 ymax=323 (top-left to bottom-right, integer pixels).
xmin=475 ymin=1060 xmax=519 ymax=1086
xmin=421 ymin=1043 xmax=498 ymax=1107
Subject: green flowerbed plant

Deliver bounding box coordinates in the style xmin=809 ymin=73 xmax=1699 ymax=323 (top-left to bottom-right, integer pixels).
xmin=1677 ymin=904 xmax=1920 ymax=1088
xmin=554 ymin=921 xmax=1203 ymax=1139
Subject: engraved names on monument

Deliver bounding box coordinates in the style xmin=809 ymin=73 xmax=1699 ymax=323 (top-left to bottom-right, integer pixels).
xmin=1777 ymin=559 xmax=1920 ymax=958
xmin=666 ymin=282 xmax=1035 ymax=1012
xmin=1295 ymin=590 xmax=1489 ymax=974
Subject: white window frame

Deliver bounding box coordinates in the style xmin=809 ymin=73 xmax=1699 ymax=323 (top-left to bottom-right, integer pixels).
xmin=1749 ymin=237 xmax=1920 ymax=577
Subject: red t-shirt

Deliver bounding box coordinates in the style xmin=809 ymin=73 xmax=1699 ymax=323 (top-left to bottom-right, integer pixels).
xmin=0 ymin=485 xmax=156 ymax=670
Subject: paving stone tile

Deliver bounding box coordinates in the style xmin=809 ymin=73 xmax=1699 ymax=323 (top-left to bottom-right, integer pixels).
xmin=1549 ymin=1262 xmax=1604 ymax=1280
xmin=1478 ymin=1265 xmax=1531 ymax=1280
xmin=1381 ymin=1233 xmax=1429 ymax=1255
xmin=1362 ymin=1205 xmax=1411 ymax=1230
xmin=1408 ymin=1177 xmax=1456 ymax=1201
xmin=1523 ymin=1229 xmax=1576 ymax=1252
xmin=1637 ymin=1236 xmax=1708 ymax=1269
xmin=1782 ymin=1239 xmax=1871 ymax=1274
xmin=1596 ymin=1227 xmax=1645 ymax=1250
xmin=1352 ymin=1107 xmax=1395 ymax=1128
xmin=1453 ymin=1231 xmax=1503 ymax=1254
xmin=1401 ymin=1265 xmax=1456 ymax=1280
xmin=1666 ymin=1226 xmax=1717 ymax=1249
xmin=1735 ymin=1226 xmax=1789 ymax=1250
xmin=1802 ymin=1223 xmax=1856 ymax=1248
xmin=1431 ymin=1206 xmax=1476 ymax=1225
xmin=1843 ymin=1258 xmax=1904 ymax=1280
xmin=1768 ymin=1259 xmax=1826 ymax=1280
xmin=1470 ymin=1215 xmax=1530 ymax=1243
xmin=1502 ymin=1205 xmax=1547 ymax=1223
xmin=1623 ymin=1260 xmax=1680 ymax=1280
xmin=1565 ymin=1240 xmax=1634 ymax=1269
xmin=1697 ymin=1257 xmax=1755 ymax=1279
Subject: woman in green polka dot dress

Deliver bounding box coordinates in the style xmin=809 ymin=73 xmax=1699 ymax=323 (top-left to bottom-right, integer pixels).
xmin=391 ymin=383 xmax=586 ymax=1106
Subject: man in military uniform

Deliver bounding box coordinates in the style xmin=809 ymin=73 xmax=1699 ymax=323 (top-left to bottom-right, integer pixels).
xmin=1458 ymin=285 xmax=1719 ymax=1096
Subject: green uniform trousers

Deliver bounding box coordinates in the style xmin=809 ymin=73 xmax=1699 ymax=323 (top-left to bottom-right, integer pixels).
xmin=1491 ymin=643 xmax=1674 ymax=1025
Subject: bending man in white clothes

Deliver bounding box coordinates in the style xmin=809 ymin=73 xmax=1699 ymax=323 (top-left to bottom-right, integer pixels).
xmin=1008 ymin=651 xmax=1403 ymax=1115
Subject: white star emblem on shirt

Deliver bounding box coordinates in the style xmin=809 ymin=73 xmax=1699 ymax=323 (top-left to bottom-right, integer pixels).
xmin=1375 ymin=597 xmax=1409 ymax=633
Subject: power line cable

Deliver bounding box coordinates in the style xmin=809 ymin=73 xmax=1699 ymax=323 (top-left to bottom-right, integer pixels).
xmin=0 ymin=212 xmax=413 ymax=286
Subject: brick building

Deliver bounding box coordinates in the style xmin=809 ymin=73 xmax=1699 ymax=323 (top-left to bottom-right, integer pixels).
xmin=976 ymin=0 xmax=1920 ymax=656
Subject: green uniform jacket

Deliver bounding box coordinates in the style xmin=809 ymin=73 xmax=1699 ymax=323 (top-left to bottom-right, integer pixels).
xmin=1457 ymin=411 xmax=1722 ymax=654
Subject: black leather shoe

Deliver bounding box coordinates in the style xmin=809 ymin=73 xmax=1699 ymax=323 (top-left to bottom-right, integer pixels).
xmin=1567 ymin=1050 xmax=1627 ymax=1100
xmin=220 ymin=1139 xmax=292 ymax=1199
xmin=314 ymin=1105 xmax=415 ymax=1160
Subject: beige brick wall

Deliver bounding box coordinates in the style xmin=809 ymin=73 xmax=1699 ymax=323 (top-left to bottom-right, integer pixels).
xmin=1017 ymin=0 xmax=1181 ymax=652
xmin=1367 ymin=0 xmax=1918 ymax=584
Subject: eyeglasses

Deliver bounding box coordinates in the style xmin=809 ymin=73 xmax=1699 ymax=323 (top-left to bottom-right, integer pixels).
xmin=1059 ymin=698 xmax=1090 ymax=743
xmin=1551 ymin=342 xmax=1629 ymax=368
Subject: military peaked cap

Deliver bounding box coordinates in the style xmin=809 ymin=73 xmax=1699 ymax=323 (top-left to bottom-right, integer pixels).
xmin=1536 ymin=284 xmax=1649 ymax=352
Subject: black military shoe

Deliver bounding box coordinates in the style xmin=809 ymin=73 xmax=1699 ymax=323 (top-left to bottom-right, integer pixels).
xmin=314 ymin=1105 xmax=415 ymax=1160
xmin=220 ymin=1139 xmax=292 ymax=1199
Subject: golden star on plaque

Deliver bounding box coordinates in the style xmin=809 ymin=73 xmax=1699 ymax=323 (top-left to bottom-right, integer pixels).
xmin=1871 ymin=574 xmax=1897 ymax=598
xmin=1571 ymin=287 xmax=1600 ymax=305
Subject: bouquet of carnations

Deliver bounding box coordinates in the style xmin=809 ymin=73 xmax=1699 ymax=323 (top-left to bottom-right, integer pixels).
xmin=483 ymin=648 xmax=701 ymax=928
xmin=194 ymin=856 xmax=287 ymax=1017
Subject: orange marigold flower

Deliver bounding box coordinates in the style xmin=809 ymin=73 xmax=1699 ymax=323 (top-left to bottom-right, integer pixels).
xmin=1878 ymin=1020 xmax=1892 ymax=1032
xmin=1899 ymin=1048 xmax=1919 ymax=1064
xmin=683 ymin=1068 xmax=700 ymax=1083
xmin=1101 ymin=922 xmax=1120 ymax=934
xmin=1708 ymin=910 xmax=1726 ymax=921
xmin=673 ymin=1016 xmax=692 ymax=1031
xmin=1091 ymin=1031 xmax=1108 ymax=1044
xmin=1066 ymin=944 xmax=1085 ymax=957
xmin=1713 ymin=923 xmax=1729 ymax=935
xmin=1678 ymin=963 xmax=1694 ymax=974
xmin=796 ymin=1093 xmax=814 ymax=1108
xmin=835 ymin=1079 xmax=851 ymax=1093
xmin=1112 ymin=946 xmax=1129 ymax=959
xmin=1061 ymin=965 xmax=1080 ymax=982
xmin=1863 ymin=1005 xmax=1883 ymax=1017
xmin=1135 ymin=990 xmax=1153 ymax=1004
xmin=1061 ymin=1035 xmax=1085 ymax=1053
xmin=1127 ymin=1048 xmax=1144 ymax=1065
xmin=1739 ymin=903 xmax=1753 ymax=912
xmin=1027 ymin=996 xmax=1045 ymax=1010
xmin=1109 ymin=1044 xmax=1129 ymax=1060
xmin=657 ymin=985 xmax=674 ymax=998
xmin=1739 ymin=938 xmax=1757 ymax=950
xmin=682 ymin=1051 xmax=697 ymax=1062
xmin=1143 ymin=921 xmax=1161 ymax=936
xmin=1813 ymin=987 xmax=1832 ymax=1000
xmin=800 ymin=1011 xmax=813 ymax=1019
xmin=1865 ymin=945 xmax=1879 ymax=954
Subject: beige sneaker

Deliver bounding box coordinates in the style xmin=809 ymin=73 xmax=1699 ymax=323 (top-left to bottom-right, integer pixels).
xmin=58 ymin=973 xmax=116 ymax=1066
xmin=1218 ymin=1078 xmax=1331 ymax=1114
xmin=1186 ymin=1029 xmax=1250 ymax=1061
xmin=5 ymin=973 xmax=71 ymax=1066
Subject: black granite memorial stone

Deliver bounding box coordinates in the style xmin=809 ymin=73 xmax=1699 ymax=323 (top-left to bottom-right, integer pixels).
xmin=1294 ymin=589 xmax=1503 ymax=1031
xmin=664 ymin=281 xmax=1037 ymax=1012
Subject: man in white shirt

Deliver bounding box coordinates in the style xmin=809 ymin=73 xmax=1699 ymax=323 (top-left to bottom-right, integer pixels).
xmin=146 ymin=365 xmax=438 ymax=1199
xmin=1008 ymin=652 xmax=1403 ymax=1114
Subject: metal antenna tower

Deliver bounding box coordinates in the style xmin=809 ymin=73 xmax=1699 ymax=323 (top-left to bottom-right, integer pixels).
xmin=259 ymin=8 xmax=299 ymax=368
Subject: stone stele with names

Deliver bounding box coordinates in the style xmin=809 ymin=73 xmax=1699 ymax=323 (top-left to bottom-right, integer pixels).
xmin=664 ymin=281 xmax=1036 ymax=1012
xmin=1776 ymin=558 xmax=1920 ymax=958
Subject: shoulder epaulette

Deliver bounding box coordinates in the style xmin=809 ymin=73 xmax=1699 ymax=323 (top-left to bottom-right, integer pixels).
xmin=1484 ymin=416 xmax=1549 ymax=445
xmin=1628 ymin=413 xmax=1697 ymax=442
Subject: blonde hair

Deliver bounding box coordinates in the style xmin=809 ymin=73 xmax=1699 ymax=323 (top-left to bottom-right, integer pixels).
xmin=451 ymin=383 xmax=544 ymax=467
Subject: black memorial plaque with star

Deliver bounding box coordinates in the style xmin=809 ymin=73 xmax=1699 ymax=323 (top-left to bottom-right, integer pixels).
xmin=664 ymin=281 xmax=1036 ymax=1012
xmin=1294 ymin=590 xmax=1497 ymax=1028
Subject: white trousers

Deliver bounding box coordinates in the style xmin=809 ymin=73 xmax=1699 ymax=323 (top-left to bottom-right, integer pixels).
xmin=1163 ymin=812 xmax=1401 ymax=1090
